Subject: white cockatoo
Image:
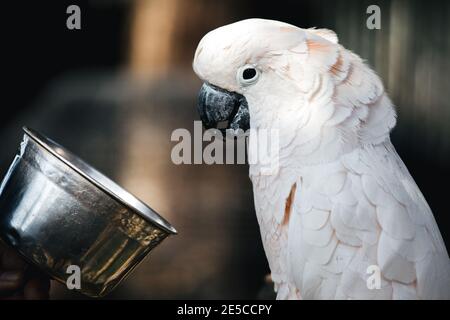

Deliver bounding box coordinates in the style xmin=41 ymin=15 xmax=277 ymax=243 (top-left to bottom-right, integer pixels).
xmin=193 ymin=18 xmax=450 ymax=299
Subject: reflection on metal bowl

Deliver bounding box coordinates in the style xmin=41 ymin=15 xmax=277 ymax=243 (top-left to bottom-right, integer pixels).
xmin=0 ymin=127 xmax=176 ymax=297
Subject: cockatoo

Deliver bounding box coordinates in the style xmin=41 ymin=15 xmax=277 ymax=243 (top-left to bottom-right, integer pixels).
xmin=193 ymin=19 xmax=450 ymax=299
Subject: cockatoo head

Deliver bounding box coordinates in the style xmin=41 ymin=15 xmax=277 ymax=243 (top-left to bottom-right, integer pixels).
xmin=193 ymin=19 xmax=337 ymax=131
xmin=193 ymin=18 xmax=395 ymax=164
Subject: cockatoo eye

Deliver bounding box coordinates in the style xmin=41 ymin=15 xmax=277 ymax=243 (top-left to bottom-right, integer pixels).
xmin=237 ymin=65 xmax=260 ymax=86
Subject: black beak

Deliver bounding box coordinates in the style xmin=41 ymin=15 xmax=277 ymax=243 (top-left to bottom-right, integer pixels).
xmin=197 ymin=83 xmax=250 ymax=135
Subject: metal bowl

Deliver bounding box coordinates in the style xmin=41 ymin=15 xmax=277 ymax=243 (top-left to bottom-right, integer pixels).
xmin=0 ymin=127 xmax=177 ymax=297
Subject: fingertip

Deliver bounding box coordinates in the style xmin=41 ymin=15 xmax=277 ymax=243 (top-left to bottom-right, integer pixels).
xmin=0 ymin=270 xmax=25 ymax=293
xmin=24 ymin=277 xmax=50 ymax=300
xmin=0 ymin=247 xmax=27 ymax=271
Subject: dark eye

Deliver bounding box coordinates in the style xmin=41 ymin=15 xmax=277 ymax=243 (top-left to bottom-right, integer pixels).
xmin=242 ymin=68 xmax=257 ymax=80
xmin=237 ymin=65 xmax=260 ymax=86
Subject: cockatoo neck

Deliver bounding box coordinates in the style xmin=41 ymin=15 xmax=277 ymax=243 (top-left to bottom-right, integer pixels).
xmin=246 ymin=73 xmax=396 ymax=173
xmin=246 ymin=94 xmax=357 ymax=175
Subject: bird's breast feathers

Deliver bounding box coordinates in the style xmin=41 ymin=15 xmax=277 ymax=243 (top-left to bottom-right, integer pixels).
xmin=252 ymin=141 xmax=450 ymax=300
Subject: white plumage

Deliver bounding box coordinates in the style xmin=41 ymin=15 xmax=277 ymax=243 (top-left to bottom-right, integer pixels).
xmin=193 ymin=18 xmax=450 ymax=299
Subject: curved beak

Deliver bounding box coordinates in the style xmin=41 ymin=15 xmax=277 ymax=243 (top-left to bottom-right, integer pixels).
xmin=197 ymin=83 xmax=250 ymax=135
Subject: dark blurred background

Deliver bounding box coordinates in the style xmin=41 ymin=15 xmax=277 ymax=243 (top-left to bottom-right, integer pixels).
xmin=0 ymin=0 xmax=449 ymax=299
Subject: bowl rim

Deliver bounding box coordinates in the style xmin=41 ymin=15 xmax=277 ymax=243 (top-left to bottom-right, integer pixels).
xmin=22 ymin=126 xmax=177 ymax=235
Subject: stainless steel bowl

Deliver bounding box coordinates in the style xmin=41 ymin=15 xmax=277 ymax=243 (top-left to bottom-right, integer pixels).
xmin=0 ymin=127 xmax=177 ymax=297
